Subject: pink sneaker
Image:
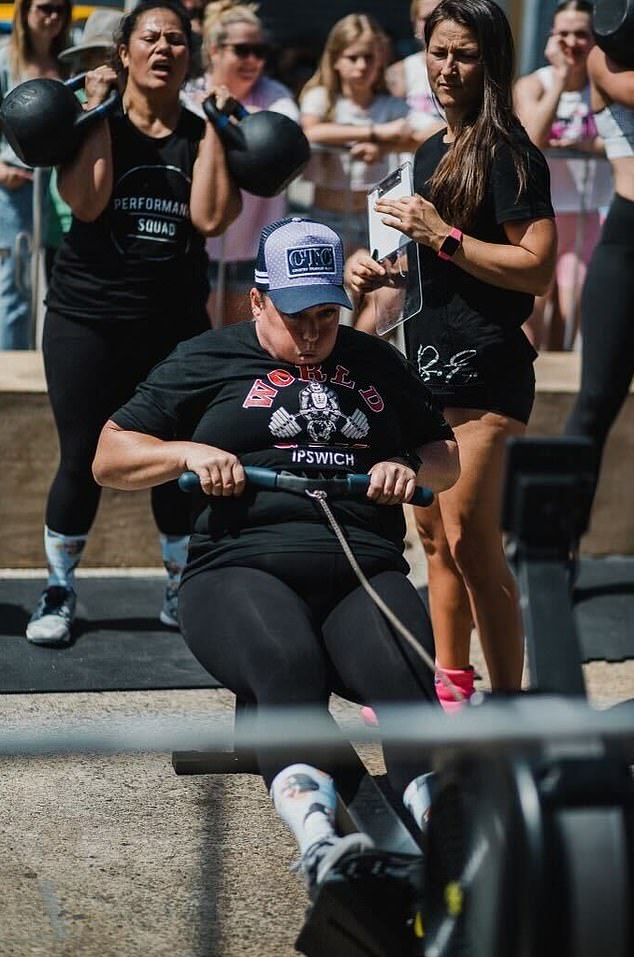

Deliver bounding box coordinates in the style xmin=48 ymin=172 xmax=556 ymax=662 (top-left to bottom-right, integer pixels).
xmin=360 ymin=706 xmax=378 ymax=727
xmin=435 ymin=666 xmax=475 ymax=713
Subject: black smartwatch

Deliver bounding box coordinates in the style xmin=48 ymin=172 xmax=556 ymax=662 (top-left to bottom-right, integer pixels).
xmin=438 ymin=227 xmax=463 ymax=261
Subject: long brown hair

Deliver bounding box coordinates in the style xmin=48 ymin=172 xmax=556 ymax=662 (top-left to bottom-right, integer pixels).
xmin=9 ymin=0 xmax=72 ymax=78
xmin=424 ymin=0 xmax=528 ymax=230
xmin=300 ymin=14 xmax=389 ymax=121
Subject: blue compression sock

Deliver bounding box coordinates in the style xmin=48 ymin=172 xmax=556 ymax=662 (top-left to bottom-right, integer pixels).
xmin=44 ymin=526 xmax=87 ymax=590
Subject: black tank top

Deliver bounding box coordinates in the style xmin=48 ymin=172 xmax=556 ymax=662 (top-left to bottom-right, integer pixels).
xmin=47 ymin=105 xmax=209 ymax=327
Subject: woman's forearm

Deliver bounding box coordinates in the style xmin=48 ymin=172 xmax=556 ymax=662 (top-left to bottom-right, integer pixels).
xmin=303 ymin=121 xmax=374 ymax=146
xmin=374 ymin=194 xmax=557 ymax=298
xmin=516 ymin=83 xmax=564 ymax=149
xmin=58 ymin=119 xmax=113 ymax=221
xmin=190 ymin=122 xmax=242 ymax=236
xmin=93 ymin=424 xmax=197 ymax=490
xmin=591 ymin=46 xmax=634 ymax=110
xmin=450 ymin=227 xmax=556 ymax=296
xmin=414 ymin=440 xmax=460 ymax=493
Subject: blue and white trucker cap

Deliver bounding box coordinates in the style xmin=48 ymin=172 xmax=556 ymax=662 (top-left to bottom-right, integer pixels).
xmin=254 ymin=217 xmax=353 ymax=314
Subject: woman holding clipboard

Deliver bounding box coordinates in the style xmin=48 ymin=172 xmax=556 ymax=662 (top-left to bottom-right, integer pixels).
xmin=348 ymin=0 xmax=556 ymax=708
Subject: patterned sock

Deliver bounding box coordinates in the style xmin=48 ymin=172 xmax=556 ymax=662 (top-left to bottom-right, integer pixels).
xmin=159 ymin=534 xmax=189 ymax=598
xmin=435 ymin=664 xmax=475 ymax=713
xmin=403 ymin=771 xmax=436 ymax=833
xmin=44 ymin=526 xmax=87 ymax=590
xmin=271 ymin=763 xmax=337 ymax=855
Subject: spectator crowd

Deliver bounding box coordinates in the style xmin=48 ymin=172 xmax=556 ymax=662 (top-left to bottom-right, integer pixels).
xmin=0 ymin=0 xmax=614 ymax=352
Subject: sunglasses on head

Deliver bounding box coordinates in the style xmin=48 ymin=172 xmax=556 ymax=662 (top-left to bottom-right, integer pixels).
xmin=221 ymin=42 xmax=269 ymax=59
xmin=33 ymin=2 xmax=65 ymax=13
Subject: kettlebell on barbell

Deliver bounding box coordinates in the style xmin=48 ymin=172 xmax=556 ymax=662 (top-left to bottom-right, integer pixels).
xmin=593 ymin=0 xmax=634 ymax=68
xmin=203 ymin=95 xmax=311 ymax=198
xmin=0 ymin=74 xmax=120 ymax=168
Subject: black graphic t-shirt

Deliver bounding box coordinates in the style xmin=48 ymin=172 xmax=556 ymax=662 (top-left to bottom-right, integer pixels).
xmin=111 ymin=322 xmax=455 ymax=579
xmin=413 ymin=126 xmax=554 ymax=328
xmin=47 ymin=105 xmax=208 ymax=326
xmin=405 ymin=127 xmax=553 ymax=397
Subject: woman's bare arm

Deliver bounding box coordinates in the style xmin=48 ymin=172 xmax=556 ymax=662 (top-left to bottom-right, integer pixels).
xmin=412 ymin=439 xmax=460 ymax=493
xmin=376 ymin=193 xmax=557 ymax=296
xmin=513 ymin=71 xmax=563 ymax=149
xmin=57 ymin=67 xmax=116 ymax=221
xmin=190 ymin=119 xmax=242 ymax=236
xmin=589 ymin=45 xmax=634 ymax=110
xmin=93 ymin=422 xmax=245 ymax=497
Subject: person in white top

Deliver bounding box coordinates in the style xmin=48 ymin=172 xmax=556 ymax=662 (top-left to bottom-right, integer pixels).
xmin=0 ymin=0 xmax=72 ymax=349
xmin=299 ymin=13 xmax=413 ymax=257
xmin=183 ymin=0 xmax=300 ymax=327
xmin=385 ymin=0 xmax=445 ymax=152
xmin=514 ymin=0 xmax=613 ymax=350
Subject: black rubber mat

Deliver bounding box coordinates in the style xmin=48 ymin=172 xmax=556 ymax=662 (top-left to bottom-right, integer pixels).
xmin=0 ymin=577 xmax=220 ymax=693
xmin=1 ymin=557 xmax=632 ymax=693
xmin=418 ymin=555 xmax=634 ymax=664
xmin=573 ymin=556 xmax=634 ymax=663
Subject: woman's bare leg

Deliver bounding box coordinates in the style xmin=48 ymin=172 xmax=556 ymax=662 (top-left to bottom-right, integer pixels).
xmin=418 ymin=409 xmax=526 ymax=690
xmin=415 ymin=499 xmax=473 ymax=669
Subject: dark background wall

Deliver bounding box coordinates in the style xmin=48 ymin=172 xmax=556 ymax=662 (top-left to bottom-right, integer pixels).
xmin=517 ymin=0 xmax=562 ymax=75
xmin=259 ymin=0 xmax=414 ymax=51
xmin=257 ymin=0 xmax=417 ymax=96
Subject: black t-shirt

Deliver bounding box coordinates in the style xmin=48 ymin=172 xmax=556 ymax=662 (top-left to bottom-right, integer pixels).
xmin=111 ymin=322 xmax=455 ymax=579
xmin=412 ymin=126 xmax=554 ymax=332
xmin=47 ymin=105 xmax=209 ymax=326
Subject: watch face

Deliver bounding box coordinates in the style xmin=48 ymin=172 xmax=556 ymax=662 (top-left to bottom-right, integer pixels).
xmin=440 ymin=234 xmax=461 ymax=257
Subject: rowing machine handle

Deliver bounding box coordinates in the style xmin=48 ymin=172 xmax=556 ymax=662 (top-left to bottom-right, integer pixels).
xmin=178 ymin=468 xmax=433 ymax=505
xmin=344 ymin=473 xmax=434 ymax=507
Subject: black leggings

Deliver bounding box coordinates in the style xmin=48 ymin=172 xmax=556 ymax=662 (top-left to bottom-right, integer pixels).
xmin=179 ymin=552 xmax=438 ymax=793
xmin=42 ymin=310 xmax=193 ymax=536
xmin=565 ymin=195 xmax=634 ymax=499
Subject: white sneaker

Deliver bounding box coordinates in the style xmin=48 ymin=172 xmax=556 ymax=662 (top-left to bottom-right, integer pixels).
xmin=26 ymin=586 xmax=76 ymax=645
xmin=159 ymin=585 xmax=179 ymax=628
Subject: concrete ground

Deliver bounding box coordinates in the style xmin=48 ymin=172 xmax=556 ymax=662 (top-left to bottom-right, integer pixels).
xmin=1 ymin=523 xmax=633 ymax=957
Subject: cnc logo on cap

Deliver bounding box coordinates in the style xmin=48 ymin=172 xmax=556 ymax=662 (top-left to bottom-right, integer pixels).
xmin=286 ymin=244 xmax=336 ymax=277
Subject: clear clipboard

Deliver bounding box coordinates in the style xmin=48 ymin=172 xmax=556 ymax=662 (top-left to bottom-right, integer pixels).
xmin=367 ymin=161 xmax=413 ymax=261
xmin=372 ymin=241 xmax=423 ymax=336
xmin=367 ymin=162 xmax=423 ymax=335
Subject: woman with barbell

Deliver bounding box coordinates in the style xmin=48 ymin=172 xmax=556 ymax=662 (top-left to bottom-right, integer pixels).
xmin=26 ymin=0 xmax=241 ymax=645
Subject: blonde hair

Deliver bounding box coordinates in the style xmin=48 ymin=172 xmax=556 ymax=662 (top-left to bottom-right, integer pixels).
xmin=202 ymin=1 xmax=261 ymax=55
xmin=300 ymin=14 xmax=388 ymax=120
xmin=9 ymin=0 xmax=72 ymax=79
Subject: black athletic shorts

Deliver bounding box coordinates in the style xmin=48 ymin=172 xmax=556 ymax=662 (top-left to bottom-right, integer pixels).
xmin=437 ymin=344 xmax=536 ymax=423
xmin=405 ymin=310 xmax=537 ymax=424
